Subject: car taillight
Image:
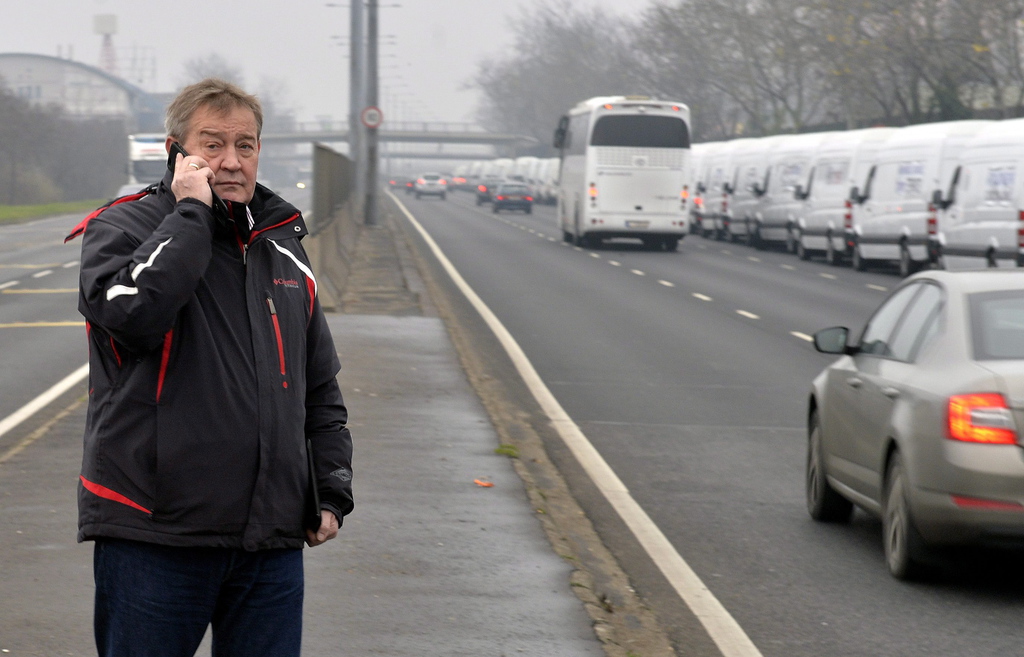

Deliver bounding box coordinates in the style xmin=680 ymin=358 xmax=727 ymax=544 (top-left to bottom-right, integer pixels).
xmin=948 ymin=393 xmax=1018 ymax=444
xmin=417 ymin=178 xmax=426 ymax=184
xmin=478 ymin=185 xmax=486 ymax=192
xmin=496 ymin=195 xmax=506 ymax=200
xmin=440 ymin=180 xmax=447 ymax=185
xmin=526 ymin=196 xmax=533 ymax=202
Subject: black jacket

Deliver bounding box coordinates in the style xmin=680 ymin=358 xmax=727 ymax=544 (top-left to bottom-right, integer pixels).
xmin=67 ymin=172 xmax=353 ymax=550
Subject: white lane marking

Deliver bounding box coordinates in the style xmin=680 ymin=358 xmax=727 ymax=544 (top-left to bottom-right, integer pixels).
xmin=590 ymin=253 xmax=601 ymax=259
xmin=748 ymin=257 xmax=761 ymax=262
xmin=631 ymin=269 xmax=646 ymax=276
xmin=609 ymin=261 xmax=622 ymax=267
xmin=736 ymin=310 xmax=760 ymax=320
xmin=658 ymin=280 xmax=675 ymax=288
xmin=819 ymin=273 xmax=837 ymax=280
xmin=781 ymin=264 xmax=796 ymax=271
xmin=32 ymin=270 xmax=53 ymax=279
xmin=0 ymin=363 xmax=89 ymax=444
xmin=0 ymin=281 xmax=18 ymax=290
xmin=548 ymin=237 xmax=557 ymax=242
xmin=867 ymin=284 xmax=888 ymax=292
xmin=574 ymin=246 xmax=583 ymax=252
xmin=62 ymin=261 xmax=79 ymax=268
xmin=389 ymin=191 xmax=763 ymax=657
xmin=792 ymin=332 xmax=814 ymax=342
xmin=721 ymin=250 xmax=732 ymax=255
xmin=693 ymin=293 xmax=713 ymax=301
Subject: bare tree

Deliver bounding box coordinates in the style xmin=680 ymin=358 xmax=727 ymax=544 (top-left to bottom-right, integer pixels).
xmin=179 ymin=53 xmax=246 ymax=87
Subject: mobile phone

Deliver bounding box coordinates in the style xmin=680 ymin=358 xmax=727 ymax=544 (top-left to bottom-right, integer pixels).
xmin=167 ymin=141 xmax=230 ymax=220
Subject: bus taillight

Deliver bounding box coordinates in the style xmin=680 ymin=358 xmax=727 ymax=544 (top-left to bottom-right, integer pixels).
xmin=589 ymin=183 xmax=598 ymax=205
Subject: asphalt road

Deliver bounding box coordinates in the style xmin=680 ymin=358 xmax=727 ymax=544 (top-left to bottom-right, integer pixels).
xmin=396 ymin=189 xmax=1024 ymax=657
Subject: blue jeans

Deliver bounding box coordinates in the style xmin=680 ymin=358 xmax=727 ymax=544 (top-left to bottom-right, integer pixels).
xmin=93 ymin=539 xmax=304 ymax=657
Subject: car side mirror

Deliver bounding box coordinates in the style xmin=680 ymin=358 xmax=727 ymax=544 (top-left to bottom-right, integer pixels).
xmin=931 ymin=189 xmax=943 ymax=207
xmin=794 ymin=184 xmax=805 ymax=200
xmin=553 ymin=116 xmax=569 ymax=149
xmin=849 ymin=186 xmax=863 ymax=204
xmin=696 ymin=182 xmax=706 ymax=194
xmin=813 ymin=327 xmax=852 ymax=355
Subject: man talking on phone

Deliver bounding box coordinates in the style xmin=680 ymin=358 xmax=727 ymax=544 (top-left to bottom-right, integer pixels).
xmin=66 ymin=78 xmax=353 ymax=657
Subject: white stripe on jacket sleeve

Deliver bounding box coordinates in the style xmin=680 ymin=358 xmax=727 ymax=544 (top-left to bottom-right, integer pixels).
xmin=105 ymin=237 xmax=173 ymax=301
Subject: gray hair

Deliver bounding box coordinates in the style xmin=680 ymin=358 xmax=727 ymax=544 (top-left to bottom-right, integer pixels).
xmin=165 ymin=78 xmax=264 ymax=141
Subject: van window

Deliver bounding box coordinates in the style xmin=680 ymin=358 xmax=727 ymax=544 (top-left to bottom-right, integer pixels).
xmin=589 ymin=115 xmax=690 ymax=148
xmin=983 ymin=165 xmax=1015 ymax=202
xmin=815 ymin=159 xmax=850 ymax=198
xmin=777 ymin=160 xmax=806 ymax=192
xmin=894 ymin=160 xmax=926 ymax=198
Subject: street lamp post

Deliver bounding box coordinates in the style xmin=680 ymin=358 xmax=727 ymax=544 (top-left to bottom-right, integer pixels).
xmin=364 ymin=0 xmax=380 ymax=226
xmin=348 ymin=0 xmax=364 ymax=210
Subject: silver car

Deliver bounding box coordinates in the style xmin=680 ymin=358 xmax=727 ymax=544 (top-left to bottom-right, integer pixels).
xmin=808 ymin=270 xmax=1024 ymax=579
xmin=413 ymin=173 xmax=447 ymax=200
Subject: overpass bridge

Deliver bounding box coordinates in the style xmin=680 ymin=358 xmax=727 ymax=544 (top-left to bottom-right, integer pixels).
xmin=261 ymin=120 xmax=539 ymax=154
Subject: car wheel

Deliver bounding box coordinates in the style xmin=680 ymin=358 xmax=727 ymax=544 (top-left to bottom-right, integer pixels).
xmin=883 ymin=453 xmax=931 ymax=580
xmin=898 ymin=243 xmax=917 ymax=278
xmin=806 ymin=410 xmax=854 ymax=522
xmin=526 ymin=206 xmax=533 ymax=215
xmin=441 ymin=193 xmax=447 ymax=201
xmin=786 ymin=229 xmax=797 ymax=254
xmin=493 ymin=205 xmax=499 ymax=214
xmin=476 ymin=197 xmax=483 ymax=206
xmin=563 ymin=230 xmax=573 ymax=243
xmin=664 ymin=237 xmax=679 ymax=252
xmin=753 ymin=227 xmax=765 ymax=251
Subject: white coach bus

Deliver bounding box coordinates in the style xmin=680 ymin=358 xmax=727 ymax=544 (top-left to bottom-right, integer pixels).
xmin=553 ymin=96 xmax=692 ymax=251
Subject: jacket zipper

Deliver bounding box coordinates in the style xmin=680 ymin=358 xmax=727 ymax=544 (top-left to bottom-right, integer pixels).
xmin=266 ymin=296 xmax=288 ymax=388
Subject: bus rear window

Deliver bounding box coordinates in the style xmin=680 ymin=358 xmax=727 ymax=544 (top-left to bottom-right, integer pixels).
xmin=589 ymin=115 xmax=690 ymax=148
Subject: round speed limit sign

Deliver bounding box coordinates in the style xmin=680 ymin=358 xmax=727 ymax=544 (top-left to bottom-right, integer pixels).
xmin=361 ymin=106 xmax=383 ymax=129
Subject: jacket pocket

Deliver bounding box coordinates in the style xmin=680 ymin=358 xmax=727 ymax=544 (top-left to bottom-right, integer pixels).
xmin=266 ymin=296 xmax=289 ymax=389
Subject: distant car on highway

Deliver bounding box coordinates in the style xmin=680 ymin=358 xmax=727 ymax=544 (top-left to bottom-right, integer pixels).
xmin=492 ymin=182 xmax=533 ymax=214
xmin=807 ymin=270 xmax=1024 ymax=579
xmin=476 ymin=175 xmax=505 ymax=205
xmin=414 ymin=173 xmax=447 ymax=200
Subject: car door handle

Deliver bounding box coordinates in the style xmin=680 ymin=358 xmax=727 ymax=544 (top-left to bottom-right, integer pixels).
xmin=881 ymin=386 xmax=900 ymax=399
xmin=846 ymin=377 xmax=863 ymax=389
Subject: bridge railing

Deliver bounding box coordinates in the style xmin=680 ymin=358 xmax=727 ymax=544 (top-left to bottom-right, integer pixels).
xmin=292 ymin=120 xmax=488 ymax=134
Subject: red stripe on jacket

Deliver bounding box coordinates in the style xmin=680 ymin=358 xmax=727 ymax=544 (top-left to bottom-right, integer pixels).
xmin=80 ymin=475 xmax=152 ymax=514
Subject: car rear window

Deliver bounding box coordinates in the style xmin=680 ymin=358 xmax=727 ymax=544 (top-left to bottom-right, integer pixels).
xmin=499 ymin=185 xmax=529 ymax=194
xmin=423 ymin=175 xmax=440 ymax=181
xmin=970 ymin=290 xmax=1024 ymax=359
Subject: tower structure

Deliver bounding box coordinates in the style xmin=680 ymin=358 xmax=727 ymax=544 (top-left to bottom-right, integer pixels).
xmin=94 ymin=14 xmax=118 ymax=76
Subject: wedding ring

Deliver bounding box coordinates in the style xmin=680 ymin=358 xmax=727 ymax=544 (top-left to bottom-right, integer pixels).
xmin=188 ymin=162 xmax=200 ymax=170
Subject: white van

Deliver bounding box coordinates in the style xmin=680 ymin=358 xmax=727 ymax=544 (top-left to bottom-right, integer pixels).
xmin=849 ymin=120 xmax=991 ymax=276
xmin=794 ymin=128 xmax=897 ymax=264
xmin=938 ymin=118 xmax=1024 ymax=269
xmin=728 ymin=135 xmax=786 ymax=244
xmin=753 ymin=132 xmax=835 ymax=250
xmin=698 ymin=140 xmax=746 ymax=239
xmin=540 ymin=157 xmax=560 ymax=204
xmin=688 ymin=142 xmax=714 ymax=234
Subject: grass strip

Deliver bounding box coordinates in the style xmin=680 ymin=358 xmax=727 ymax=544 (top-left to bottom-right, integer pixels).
xmin=0 ymin=199 xmax=106 ymax=225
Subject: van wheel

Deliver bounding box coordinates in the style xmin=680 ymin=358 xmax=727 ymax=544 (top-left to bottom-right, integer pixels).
xmin=825 ymin=235 xmax=842 ymax=266
xmin=806 ymin=410 xmax=853 ymax=522
xmin=987 ymin=249 xmax=998 ymax=268
xmin=786 ymin=229 xmax=797 ymax=254
xmin=883 ymin=453 xmax=931 ymax=580
xmin=852 ymin=244 xmax=867 ymax=271
xmin=753 ymin=227 xmax=765 ymax=251
xmin=563 ymin=230 xmax=573 ymax=243
xmin=664 ymin=237 xmax=679 ymax=252
xmin=898 ymin=243 xmax=917 ymax=278
xmin=797 ymin=235 xmax=810 ymax=261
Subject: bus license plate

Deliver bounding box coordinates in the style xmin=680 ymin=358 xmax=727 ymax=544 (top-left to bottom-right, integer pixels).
xmin=626 ymin=220 xmax=650 ymax=229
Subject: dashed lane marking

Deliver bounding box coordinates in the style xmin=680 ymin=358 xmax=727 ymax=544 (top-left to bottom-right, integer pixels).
xmin=736 ymin=310 xmax=760 ymax=319
xmin=32 ymin=270 xmax=53 ymax=279
xmin=0 ymin=264 xmax=60 ymax=269
xmin=62 ymin=261 xmax=79 ymax=268
xmin=781 ymin=264 xmax=796 ymax=270
xmin=693 ymin=293 xmax=712 ymax=301
xmin=590 ymin=253 xmax=601 ymax=259
xmin=0 ymin=281 xmax=18 ymax=290
xmin=658 ymin=280 xmax=675 ymax=287
xmin=631 ymin=269 xmax=646 ymax=276
xmin=819 ymin=273 xmax=837 ymax=280
xmin=748 ymin=257 xmax=761 ymax=262
xmin=867 ymin=284 xmax=888 ymax=292
xmin=609 ymin=261 xmax=622 ymax=267
xmin=791 ymin=332 xmax=813 ymax=342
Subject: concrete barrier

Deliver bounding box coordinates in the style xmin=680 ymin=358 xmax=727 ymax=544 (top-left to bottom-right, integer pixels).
xmin=305 ymin=143 xmax=359 ymax=311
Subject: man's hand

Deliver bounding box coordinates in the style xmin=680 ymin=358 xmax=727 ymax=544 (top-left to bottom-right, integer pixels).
xmin=305 ymin=509 xmax=340 ymax=547
xmin=170 ymin=152 xmax=214 ymax=208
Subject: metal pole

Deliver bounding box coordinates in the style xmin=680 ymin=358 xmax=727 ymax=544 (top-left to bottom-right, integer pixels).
xmin=364 ymin=0 xmax=380 ymax=226
xmin=348 ymin=0 xmax=364 ymax=208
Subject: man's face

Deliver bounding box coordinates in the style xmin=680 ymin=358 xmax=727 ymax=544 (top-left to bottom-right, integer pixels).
xmin=180 ymin=104 xmax=261 ymax=205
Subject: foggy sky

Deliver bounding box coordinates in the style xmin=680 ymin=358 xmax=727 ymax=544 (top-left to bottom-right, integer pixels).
xmin=3 ymin=0 xmax=653 ymax=127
